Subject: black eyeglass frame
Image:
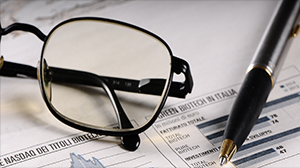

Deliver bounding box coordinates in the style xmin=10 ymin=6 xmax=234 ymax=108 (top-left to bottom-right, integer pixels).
xmin=0 ymin=17 xmax=193 ymax=137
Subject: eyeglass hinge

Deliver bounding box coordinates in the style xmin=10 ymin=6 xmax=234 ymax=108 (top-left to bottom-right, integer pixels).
xmin=171 ymin=56 xmax=194 ymax=95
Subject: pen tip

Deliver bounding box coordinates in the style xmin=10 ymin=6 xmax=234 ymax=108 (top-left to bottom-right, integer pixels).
xmin=219 ymin=156 xmax=227 ymax=166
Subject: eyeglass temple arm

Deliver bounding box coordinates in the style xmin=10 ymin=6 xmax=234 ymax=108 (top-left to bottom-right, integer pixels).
xmin=0 ymin=59 xmax=38 ymax=79
xmin=48 ymin=65 xmax=191 ymax=98
xmin=0 ymin=58 xmax=192 ymax=98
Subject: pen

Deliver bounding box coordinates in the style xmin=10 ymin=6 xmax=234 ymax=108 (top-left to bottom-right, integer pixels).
xmin=219 ymin=0 xmax=300 ymax=166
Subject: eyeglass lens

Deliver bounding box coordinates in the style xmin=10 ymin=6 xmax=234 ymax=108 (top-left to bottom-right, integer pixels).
xmin=41 ymin=20 xmax=171 ymax=130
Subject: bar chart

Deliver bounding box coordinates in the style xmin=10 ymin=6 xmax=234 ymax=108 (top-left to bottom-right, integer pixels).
xmin=197 ymin=93 xmax=300 ymax=167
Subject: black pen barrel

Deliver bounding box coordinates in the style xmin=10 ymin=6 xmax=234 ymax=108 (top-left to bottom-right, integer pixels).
xmin=219 ymin=0 xmax=300 ymax=165
xmin=224 ymin=67 xmax=272 ymax=149
xmin=225 ymin=0 xmax=300 ymax=150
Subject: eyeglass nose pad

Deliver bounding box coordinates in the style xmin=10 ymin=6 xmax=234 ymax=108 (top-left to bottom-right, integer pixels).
xmin=37 ymin=59 xmax=53 ymax=101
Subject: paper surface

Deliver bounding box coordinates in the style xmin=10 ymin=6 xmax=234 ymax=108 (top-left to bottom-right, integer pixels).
xmin=1 ymin=0 xmax=300 ymax=167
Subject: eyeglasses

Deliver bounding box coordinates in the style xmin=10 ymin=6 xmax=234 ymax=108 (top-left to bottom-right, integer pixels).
xmin=0 ymin=17 xmax=193 ymax=151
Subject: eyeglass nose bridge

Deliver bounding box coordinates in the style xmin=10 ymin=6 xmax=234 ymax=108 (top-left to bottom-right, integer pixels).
xmin=1 ymin=23 xmax=46 ymax=42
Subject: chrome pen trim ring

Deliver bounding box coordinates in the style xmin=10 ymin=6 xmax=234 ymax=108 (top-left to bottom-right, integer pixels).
xmin=247 ymin=65 xmax=274 ymax=88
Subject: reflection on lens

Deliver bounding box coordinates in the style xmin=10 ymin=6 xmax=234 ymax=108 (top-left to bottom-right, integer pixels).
xmin=41 ymin=19 xmax=171 ymax=131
